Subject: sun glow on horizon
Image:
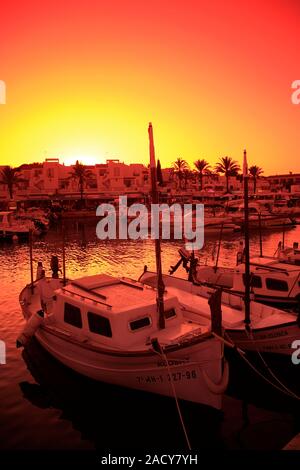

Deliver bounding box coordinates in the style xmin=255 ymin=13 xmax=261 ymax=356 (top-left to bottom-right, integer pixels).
xmin=61 ymin=155 xmax=102 ymax=167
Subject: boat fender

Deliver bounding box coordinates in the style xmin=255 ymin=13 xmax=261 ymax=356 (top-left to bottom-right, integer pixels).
xmin=202 ymin=359 xmax=229 ymax=395
xmin=16 ymin=309 xmax=44 ymax=348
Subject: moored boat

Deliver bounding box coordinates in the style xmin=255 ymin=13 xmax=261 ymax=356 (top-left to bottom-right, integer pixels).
xmin=17 ymin=123 xmax=229 ymax=410
xmin=0 ymin=211 xmax=41 ymax=240
xmin=18 ymin=273 xmax=228 ymax=409
xmin=139 ymin=270 xmax=300 ymax=356
xmin=194 ymin=256 xmax=300 ymax=310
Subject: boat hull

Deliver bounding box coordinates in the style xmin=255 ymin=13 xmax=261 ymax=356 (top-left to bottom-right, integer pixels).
xmin=225 ymin=322 xmax=300 ymax=355
xmin=19 ymin=282 xmax=227 ymax=410
xmin=139 ymin=271 xmax=300 ymax=356
xmin=33 ymin=325 xmax=225 ymax=409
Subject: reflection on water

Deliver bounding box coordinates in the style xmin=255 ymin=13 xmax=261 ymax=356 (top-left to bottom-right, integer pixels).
xmin=0 ymin=223 xmax=300 ymax=450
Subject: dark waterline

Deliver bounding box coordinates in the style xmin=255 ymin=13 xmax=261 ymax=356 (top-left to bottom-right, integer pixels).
xmin=1 ymin=222 xmax=300 ymax=450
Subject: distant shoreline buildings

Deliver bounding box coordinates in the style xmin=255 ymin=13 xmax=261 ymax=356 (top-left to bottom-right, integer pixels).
xmin=1 ymin=157 xmax=300 ymax=207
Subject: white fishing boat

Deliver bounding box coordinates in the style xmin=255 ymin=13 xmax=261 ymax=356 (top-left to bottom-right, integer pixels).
xmin=185 ymin=256 xmax=300 ymax=310
xmin=18 ymin=274 xmax=228 ymax=409
xmin=17 ymin=123 xmax=229 ymax=410
xmin=203 ymin=214 xmax=239 ymax=233
xmin=17 ymin=207 xmax=50 ymax=232
xmin=0 ymin=211 xmax=41 ymax=240
xmin=137 ymin=150 xmax=300 ymax=356
xmin=138 ymin=270 xmax=300 ymax=355
xmin=183 ymin=209 xmax=238 ymax=234
xmin=270 ymin=198 xmax=298 ymax=218
xmin=276 ymin=242 xmax=300 ymax=265
xmin=230 ymin=203 xmax=295 ymax=229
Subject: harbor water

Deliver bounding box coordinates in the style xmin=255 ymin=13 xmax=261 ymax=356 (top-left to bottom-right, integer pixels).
xmin=1 ymin=221 xmax=300 ymax=450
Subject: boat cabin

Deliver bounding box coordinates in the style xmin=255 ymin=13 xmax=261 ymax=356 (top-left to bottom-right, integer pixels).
xmin=196 ymin=257 xmax=300 ymax=300
xmin=49 ymin=274 xmax=185 ymax=349
xmin=234 ymin=257 xmax=300 ymax=297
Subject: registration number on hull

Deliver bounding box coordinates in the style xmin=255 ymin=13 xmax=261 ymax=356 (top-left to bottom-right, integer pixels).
xmin=136 ymin=370 xmax=197 ymax=384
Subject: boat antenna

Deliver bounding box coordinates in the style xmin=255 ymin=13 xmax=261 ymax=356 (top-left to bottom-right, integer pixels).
xmin=62 ymin=224 xmax=66 ymax=286
xmin=258 ymin=211 xmax=263 ymax=257
xmin=243 ymin=149 xmax=251 ymax=327
xmin=148 ymin=123 xmax=165 ymax=329
xmin=29 ymin=229 xmax=34 ymax=294
xmin=214 ymin=222 xmax=224 ymax=272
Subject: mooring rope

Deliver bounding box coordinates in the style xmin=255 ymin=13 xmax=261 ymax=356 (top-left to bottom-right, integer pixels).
xmin=223 ymin=330 xmax=300 ymax=400
xmin=152 ymin=346 xmax=192 ymax=450
xmin=244 ymin=327 xmax=300 ymax=400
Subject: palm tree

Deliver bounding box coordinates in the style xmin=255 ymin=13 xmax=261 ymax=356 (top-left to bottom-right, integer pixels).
xmin=172 ymin=157 xmax=189 ymax=189
xmin=194 ymin=159 xmax=211 ymax=190
xmin=182 ymin=169 xmax=193 ymax=190
xmin=249 ymin=165 xmax=264 ymax=193
xmin=215 ymin=156 xmax=241 ymax=193
xmin=0 ymin=166 xmax=24 ymax=199
xmin=69 ymin=160 xmax=93 ymax=206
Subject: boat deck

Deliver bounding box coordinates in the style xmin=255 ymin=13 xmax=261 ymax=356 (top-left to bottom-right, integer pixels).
xmin=64 ymin=274 xmax=168 ymax=313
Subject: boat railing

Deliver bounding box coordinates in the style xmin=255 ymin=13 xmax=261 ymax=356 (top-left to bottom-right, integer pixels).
xmin=61 ymin=288 xmax=113 ymax=310
xmin=250 ymin=263 xmax=294 ymax=276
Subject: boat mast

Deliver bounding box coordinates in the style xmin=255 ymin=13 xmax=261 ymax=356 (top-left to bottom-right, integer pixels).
xmin=258 ymin=212 xmax=263 ymax=257
xmin=243 ymin=149 xmax=251 ymax=326
xmin=148 ymin=123 xmax=165 ymax=329
xmin=29 ymin=230 xmax=34 ymax=294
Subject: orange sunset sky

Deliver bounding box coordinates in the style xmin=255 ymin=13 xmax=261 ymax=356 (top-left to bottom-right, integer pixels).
xmin=0 ymin=0 xmax=299 ymax=174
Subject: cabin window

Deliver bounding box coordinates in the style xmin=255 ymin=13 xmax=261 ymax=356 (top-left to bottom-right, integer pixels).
xmin=88 ymin=312 xmax=112 ymax=337
xmin=251 ymin=275 xmax=262 ymax=288
xmin=265 ymin=278 xmax=289 ymax=292
xmin=64 ymin=302 xmax=82 ymax=328
xmin=130 ymin=316 xmax=151 ymax=331
xmin=165 ymin=308 xmax=176 ymax=319
xmin=242 ymin=274 xmax=262 ymax=288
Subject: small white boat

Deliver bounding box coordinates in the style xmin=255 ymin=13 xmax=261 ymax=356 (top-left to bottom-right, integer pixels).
xmin=191 ymin=256 xmax=300 ymax=310
xmin=139 ymin=270 xmax=300 ymax=356
xmin=18 ymin=274 xmax=228 ymax=409
xmin=183 ymin=209 xmax=239 ymax=234
xmin=230 ymin=203 xmax=295 ymax=229
xmin=17 ymin=207 xmax=50 ymax=232
xmin=204 ymin=215 xmax=239 ymax=234
xmin=276 ymin=242 xmax=300 ymax=266
xmin=0 ymin=211 xmax=41 ymax=240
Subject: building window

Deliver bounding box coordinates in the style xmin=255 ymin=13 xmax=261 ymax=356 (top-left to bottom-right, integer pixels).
xmin=129 ymin=316 xmax=151 ymax=331
xmin=87 ymin=180 xmax=97 ymax=189
xmin=265 ymin=278 xmax=289 ymax=292
xmin=64 ymin=302 xmax=82 ymax=328
xmin=88 ymin=311 xmax=112 ymax=337
xmin=124 ymin=178 xmax=132 ymax=188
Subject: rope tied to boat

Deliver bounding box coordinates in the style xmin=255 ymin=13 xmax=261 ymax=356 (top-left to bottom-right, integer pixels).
xmin=150 ymin=338 xmax=192 ymax=450
xmin=224 ymin=329 xmax=300 ymax=401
